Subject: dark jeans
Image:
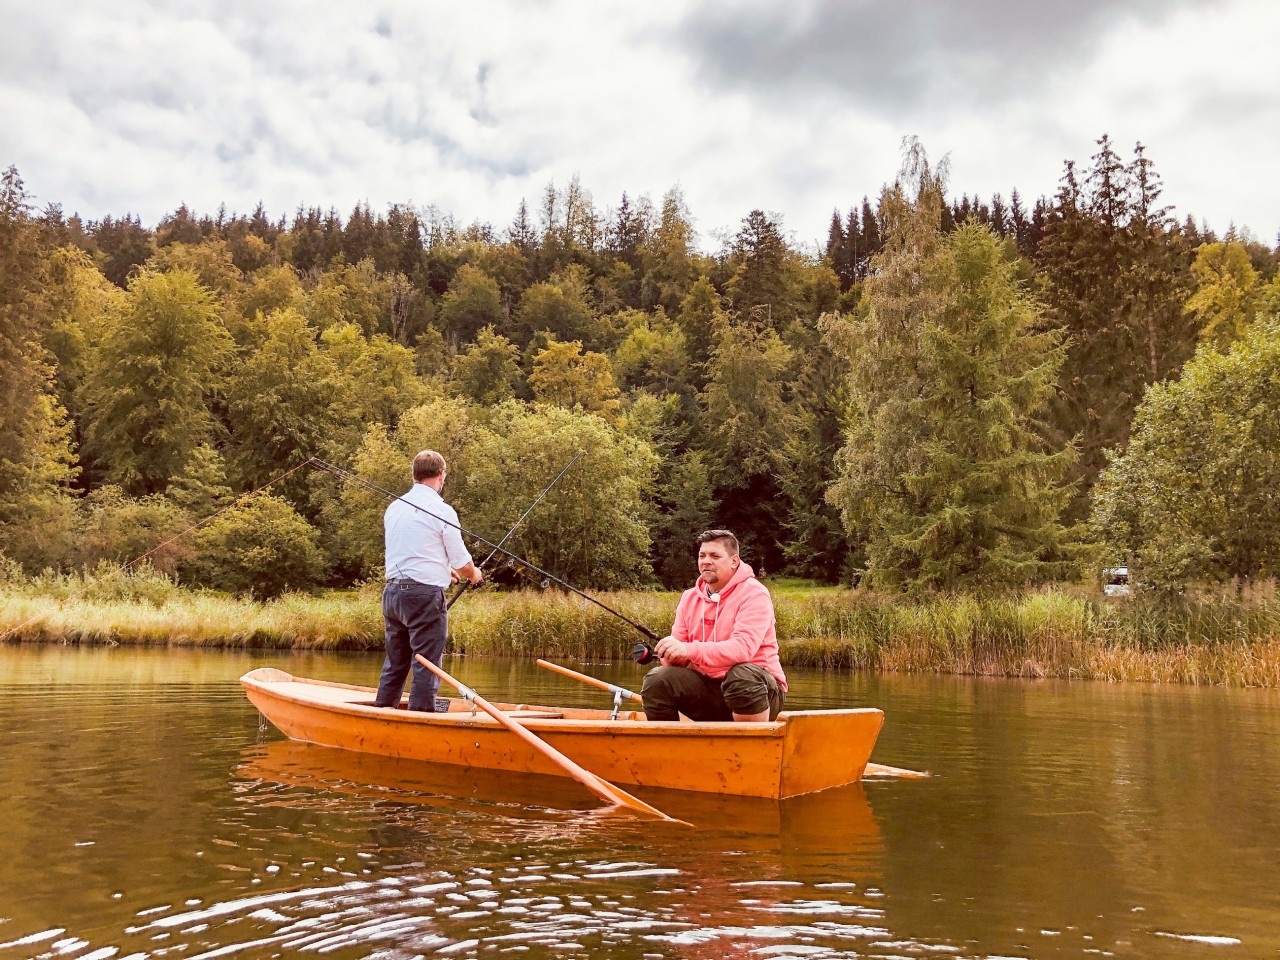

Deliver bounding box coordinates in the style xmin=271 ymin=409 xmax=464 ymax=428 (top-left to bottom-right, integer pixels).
xmin=641 ymin=662 xmax=785 ymax=722
xmin=375 ymin=580 xmax=447 ymax=711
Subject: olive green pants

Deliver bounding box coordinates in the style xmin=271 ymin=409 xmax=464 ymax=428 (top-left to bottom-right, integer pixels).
xmin=640 ymin=662 xmax=784 ymax=722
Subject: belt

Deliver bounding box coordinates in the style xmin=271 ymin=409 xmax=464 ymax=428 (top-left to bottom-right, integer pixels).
xmin=386 ymin=578 xmax=443 ymax=588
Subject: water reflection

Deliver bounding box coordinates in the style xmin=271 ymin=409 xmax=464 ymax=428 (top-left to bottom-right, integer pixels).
xmin=235 ymin=739 xmax=883 ymax=871
xmin=2 ymin=645 xmax=1279 ymax=959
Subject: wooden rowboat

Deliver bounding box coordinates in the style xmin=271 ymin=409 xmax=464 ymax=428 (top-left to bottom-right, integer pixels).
xmin=241 ymin=667 xmax=885 ymax=800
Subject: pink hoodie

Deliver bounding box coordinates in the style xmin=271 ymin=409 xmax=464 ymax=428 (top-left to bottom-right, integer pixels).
xmin=668 ymin=560 xmax=788 ymax=691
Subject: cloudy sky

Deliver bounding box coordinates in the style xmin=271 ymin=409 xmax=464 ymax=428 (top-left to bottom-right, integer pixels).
xmin=3 ymin=0 xmax=1277 ymax=250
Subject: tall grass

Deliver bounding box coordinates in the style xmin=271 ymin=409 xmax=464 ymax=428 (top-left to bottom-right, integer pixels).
xmin=2 ymin=567 xmax=1278 ymax=687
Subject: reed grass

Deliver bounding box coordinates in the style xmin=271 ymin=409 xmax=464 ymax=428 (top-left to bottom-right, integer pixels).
xmin=2 ymin=566 xmax=1278 ymax=687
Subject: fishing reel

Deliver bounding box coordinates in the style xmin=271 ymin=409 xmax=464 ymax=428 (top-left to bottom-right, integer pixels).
xmin=631 ymin=642 xmax=660 ymax=666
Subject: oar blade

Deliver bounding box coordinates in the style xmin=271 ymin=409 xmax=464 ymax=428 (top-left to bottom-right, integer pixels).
xmin=864 ymin=762 xmax=931 ymax=778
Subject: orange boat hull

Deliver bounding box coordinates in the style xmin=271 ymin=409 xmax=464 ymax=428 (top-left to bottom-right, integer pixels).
xmin=240 ymin=667 xmax=884 ymax=799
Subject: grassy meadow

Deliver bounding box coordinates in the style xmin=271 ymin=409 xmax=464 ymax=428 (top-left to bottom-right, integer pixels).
xmin=2 ymin=568 xmax=1278 ymax=687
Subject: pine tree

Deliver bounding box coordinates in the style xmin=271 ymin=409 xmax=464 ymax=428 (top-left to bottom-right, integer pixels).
xmin=842 ymin=206 xmax=861 ymax=286
xmin=91 ymin=213 xmax=154 ymax=286
xmin=640 ymin=187 xmax=697 ymax=315
xmin=608 ymin=192 xmax=649 ymax=268
xmin=156 ymin=204 xmax=205 ymax=247
xmin=508 ymin=198 xmax=537 ymax=255
xmin=675 ymin=275 xmax=727 ymax=387
xmin=778 ymin=320 xmax=851 ymax=581
xmin=989 ymin=193 xmax=1009 ymax=237
xmin=857 ymin=197 xmax=881 ymax=279
xmin=700 ymin=312 xmax=795 ymax=573
xmin=1038 ymin=137 xmax=1196 ymax=512
xmin=1008 ymin=189 xmax=1031 ymax=255
xmin=725 ymin=210 xmax=797 ymax=328
xmin=288 ymin=207 xmax=323 ymax=273
xmin=828 ymin=144 xmax=1075 ymax=589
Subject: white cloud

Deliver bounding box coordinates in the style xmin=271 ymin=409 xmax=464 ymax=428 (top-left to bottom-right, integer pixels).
xmin=0 ymin=0 xmax=1275 ymax=246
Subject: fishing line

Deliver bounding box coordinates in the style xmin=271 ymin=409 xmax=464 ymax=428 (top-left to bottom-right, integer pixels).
xmin=307 ymin=456 xmax=660 ymax=642
xmin=445 ymin=449 xmax=583 ymax=610
xmin=1 ymin=454 xmax=662 ymax=646
xmin=0 ymin=459 xmax=316 ymax=643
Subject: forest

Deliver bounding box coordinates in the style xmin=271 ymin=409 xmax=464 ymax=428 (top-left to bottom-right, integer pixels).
xmin=2 ymin=136 xmax=1278 ymax=598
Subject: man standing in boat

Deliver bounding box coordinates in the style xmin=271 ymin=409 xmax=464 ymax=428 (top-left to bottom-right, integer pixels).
xmin=374 ymin=450 xmax=483 ymax=712
xmin=641 ymin=529 xmax=787 ymax=722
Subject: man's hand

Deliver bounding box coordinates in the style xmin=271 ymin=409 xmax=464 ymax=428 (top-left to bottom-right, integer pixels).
xmin=455 ymin=562 xmax=484 ymax=586
xmin=654 ymin=635 xmax=690 ymax=666
xmin=450 ymin=569 xmax=461 ymax=584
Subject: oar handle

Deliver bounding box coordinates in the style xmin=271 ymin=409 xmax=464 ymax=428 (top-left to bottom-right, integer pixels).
xmin=536 ymin=659 xmax=643 ymax=703
xmin=414 ymin=656 xmax=686 ymax=824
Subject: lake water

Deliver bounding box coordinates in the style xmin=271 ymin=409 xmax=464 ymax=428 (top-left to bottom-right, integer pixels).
xmin=1 ymin=644 xmax=1277 ymax=959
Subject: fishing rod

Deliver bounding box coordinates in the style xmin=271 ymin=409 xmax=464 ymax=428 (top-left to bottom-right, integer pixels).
xmin=445 ymin=449 xmax=583 ymax=610
xmin=306 ymin=456 xmax=661 ymax=642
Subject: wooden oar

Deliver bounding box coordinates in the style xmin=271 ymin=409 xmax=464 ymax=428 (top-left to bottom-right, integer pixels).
xmin=534 ymin=658 xmax=931 ymax=780
xmin=414 ymin=655 xmax=688 ymax=824
xmin=537 ymin=658 xmax=642 ymax=707
xmin=862 ymin=762 xmax=931 ymax=778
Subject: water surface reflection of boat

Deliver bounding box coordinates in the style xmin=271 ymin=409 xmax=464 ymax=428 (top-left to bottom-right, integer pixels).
xmin=236 ymin=739 xmax=882 ymax=870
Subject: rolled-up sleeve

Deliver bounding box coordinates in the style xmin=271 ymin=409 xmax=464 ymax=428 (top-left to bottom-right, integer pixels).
xmin=440 ymin=505 xmax=473 ymax=569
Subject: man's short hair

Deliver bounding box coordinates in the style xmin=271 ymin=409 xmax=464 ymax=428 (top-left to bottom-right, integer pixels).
xmin=697 ymin=529 xmax=739 ymax=555
xmin=412 ymin=450 xmax=447 ymax=482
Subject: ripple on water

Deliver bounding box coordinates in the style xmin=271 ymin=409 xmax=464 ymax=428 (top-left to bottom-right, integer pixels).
xmin=7 ymin=650 xmax=1278 ymax=960
xmin=1 ymin=850 xmax=978 ymax=960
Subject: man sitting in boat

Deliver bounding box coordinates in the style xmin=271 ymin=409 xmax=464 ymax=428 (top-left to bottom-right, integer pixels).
xmin=641 ymin=529 xmax=787 ymax=722
xmin=374 ymin=450 xmax=483 ymax=712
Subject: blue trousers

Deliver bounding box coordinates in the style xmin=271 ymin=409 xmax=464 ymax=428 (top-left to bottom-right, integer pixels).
xmin=375 ymin=580 xmax=447 ymax=711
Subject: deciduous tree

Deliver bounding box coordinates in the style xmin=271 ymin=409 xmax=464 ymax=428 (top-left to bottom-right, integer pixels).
xmin=1184 ymin=241 xmax=1261 ymax=347
xmin=438 ymin=264 xmax=504 ymax=346
xmin=1092 ymin=316 xmax=1280 ymax=589
xmin=528 ymin=340 xmax=621 ymax=423
xmin=183 ymin=493 xmax=324 ymax=597
xmin=452 ymin=325 xmax=524 ymax=404
xmin=80 ymin=269 xmax=231 ymax=496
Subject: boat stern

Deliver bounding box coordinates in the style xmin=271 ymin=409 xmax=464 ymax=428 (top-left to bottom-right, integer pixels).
xmin=777 ymin=708 xmax=884 ymax=798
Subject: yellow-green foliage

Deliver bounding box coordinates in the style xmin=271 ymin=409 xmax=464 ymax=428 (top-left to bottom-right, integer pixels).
xmin=2 ymin=574 xmax=1278 ymax=686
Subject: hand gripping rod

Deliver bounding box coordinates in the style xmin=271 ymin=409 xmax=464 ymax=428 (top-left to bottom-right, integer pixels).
xmin=306 ymin=456 xmax=660 ymax=642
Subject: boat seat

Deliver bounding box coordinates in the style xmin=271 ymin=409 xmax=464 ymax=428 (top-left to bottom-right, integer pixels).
xmin=503 ymin=710 xmax=564 ymax=719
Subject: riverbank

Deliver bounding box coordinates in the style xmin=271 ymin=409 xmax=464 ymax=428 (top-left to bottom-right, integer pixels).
xmin=2 ymin=571 xmax=1278 ymax=687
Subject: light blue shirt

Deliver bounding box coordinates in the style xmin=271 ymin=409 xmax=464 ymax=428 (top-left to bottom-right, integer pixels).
xmin=384 ymin=483 xmax=473 ymax=586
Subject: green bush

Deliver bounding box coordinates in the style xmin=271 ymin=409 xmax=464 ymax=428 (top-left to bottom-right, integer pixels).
xmin=78 ymin=485 xmax=194 ymax=573
xmin=182 ymin=494 xmax=324 ymax=598
xmin=80 ymin=561 xmax=182 ymax=607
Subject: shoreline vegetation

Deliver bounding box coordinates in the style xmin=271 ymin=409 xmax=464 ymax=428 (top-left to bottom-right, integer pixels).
xmin=3 ymin=571 xmax=1277 ymax=688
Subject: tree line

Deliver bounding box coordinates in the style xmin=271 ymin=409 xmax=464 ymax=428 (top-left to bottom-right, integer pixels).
xmin=1 ymin=135 xmax=1278 ymax=596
